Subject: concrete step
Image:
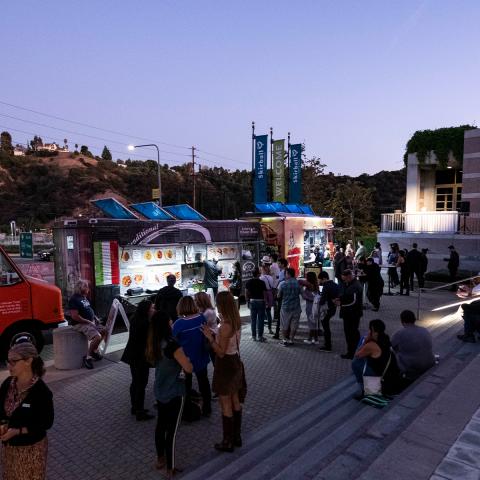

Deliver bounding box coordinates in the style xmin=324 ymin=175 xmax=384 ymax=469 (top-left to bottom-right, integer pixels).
xmin=181 ymin=314 xmax=469 ymax=480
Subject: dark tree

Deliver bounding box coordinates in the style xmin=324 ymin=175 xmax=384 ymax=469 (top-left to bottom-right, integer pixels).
xmin=0 ymin=131 xmax=13 ymax=155
xmin=101 ymin=145 xmax=112 ymax=161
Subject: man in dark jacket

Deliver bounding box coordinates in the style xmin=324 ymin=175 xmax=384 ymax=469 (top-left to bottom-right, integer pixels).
xmin=444 ymin=245 xmax=460 ymax=291
xmin=203 ymin=258 xmax=221 ymax=299
xmin=406 ymin=243 xmax=423 ymax=291
xmin=318 ymin=271 xmax=340 ymax=352
xmin=155 ymin=274 xmax=183 ymax=322
xmin=335 ymin=269 xmax=363 ymax=359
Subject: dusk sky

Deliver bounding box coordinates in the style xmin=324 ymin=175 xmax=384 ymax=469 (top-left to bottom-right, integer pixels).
xmin=1 ymin=0 xmax=479 ymax=175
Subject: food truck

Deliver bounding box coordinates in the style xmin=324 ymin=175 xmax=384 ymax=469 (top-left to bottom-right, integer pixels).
xmin=0 ymin=246 xmax=63 ymax=356
xmin=242 ymin=203 xmax=334 ymax=276
xmin=53 ymin=200 xmax=262 ymax=317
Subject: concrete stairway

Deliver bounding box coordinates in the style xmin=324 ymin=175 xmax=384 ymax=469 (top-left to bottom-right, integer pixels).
xmin=181 ymin=312 xmax=480 ymax=480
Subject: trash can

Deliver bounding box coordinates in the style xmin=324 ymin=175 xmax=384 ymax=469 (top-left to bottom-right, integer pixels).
xmin=53 ymin=326 xmax=88 ymax=370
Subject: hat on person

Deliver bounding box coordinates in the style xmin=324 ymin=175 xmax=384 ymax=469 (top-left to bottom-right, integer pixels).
xmin=261 ymin=255 xmax=272 ymax=264
xmin=448 ymin=245 xmax=455 ymax=249
xmin=341 ymin=269 xmax=353 ymax=276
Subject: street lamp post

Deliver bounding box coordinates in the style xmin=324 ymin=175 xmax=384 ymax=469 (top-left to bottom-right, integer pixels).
xmin=128 ymin=144 xmax=162 ymax=206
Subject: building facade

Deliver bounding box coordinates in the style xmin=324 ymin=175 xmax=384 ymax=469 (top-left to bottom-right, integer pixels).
xmin=378 ymin=128 xmax=480 ymax=273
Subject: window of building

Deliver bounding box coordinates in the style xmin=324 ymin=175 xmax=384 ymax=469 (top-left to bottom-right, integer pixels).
xmin=435 ymin=169 xmax=462 ymax=211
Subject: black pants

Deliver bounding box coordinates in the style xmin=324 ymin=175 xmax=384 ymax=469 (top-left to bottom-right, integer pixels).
xmin=185 ymin=369 xmax=212 ymax=415
xmin=409 ymin=269 xmax=424 ymax=290
xmin=449 ymin=269 xmax=458 ymax=290
xmin=274 ymin=299 xmax=282 ymax=337
xmin=400 ymin=271 xmax=410 ymax=295
xmin=155 ymin=396 xmax=184 ymax=470
xmin=342 ymin=314 xmax=361 ymax=356
xmin=129 ymin=363 xmax=150 ymax=413
xmin=321 ymin=310 xmax=335 ymax=348
xmin=367 ymin=286 xmax=381 ymax=310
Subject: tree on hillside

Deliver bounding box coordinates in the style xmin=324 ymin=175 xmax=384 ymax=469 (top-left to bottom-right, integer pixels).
xmin=74 ymin=143 xmax=79 ymax=151
xmin=80 ymin=145 xmax=93 ymax=157
xmin=101 ymin=145 xmax=112 ymax=161
xmin=327 ymin=180 xmax=376 ymax=244
xmin=29 ymin=135 xmax=43 ymax=152
xmin=0 ymin=131 xmax=13 ymax=155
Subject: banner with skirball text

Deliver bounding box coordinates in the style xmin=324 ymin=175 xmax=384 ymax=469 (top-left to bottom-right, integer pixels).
xmin=254 ymin=135 xmax=268 ymax=204
xmin=289 ymin=144 xmax=302 ymax=203
xmin=272 ymin=139 xmax=285 ymax=202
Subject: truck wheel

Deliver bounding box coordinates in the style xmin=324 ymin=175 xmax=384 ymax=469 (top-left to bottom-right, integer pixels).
xmin=1 ymin=326 xmax=45 ymax=359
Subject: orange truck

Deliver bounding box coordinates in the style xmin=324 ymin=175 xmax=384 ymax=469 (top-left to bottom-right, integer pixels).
xmin=0 ymin=246 xmax=64 ymax=357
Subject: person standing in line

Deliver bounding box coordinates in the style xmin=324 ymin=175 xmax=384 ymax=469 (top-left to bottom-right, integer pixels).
xmin=371 ymin=242 xmax=383 ymax=266
xmin=203 ymin=257 xmax=222 ymax=300
xmin=354 ymin=240 xmax=366 ymax=264
xmin=444 ymin=245 xmax=460 ymax=291
xmin=121 ymin=299 xmax=156 ymax=421
xmin=419 ymin=248 xmax=428 ymax=288
xmin=260 ymin=263 xmax=275 ymax=335
xmin=172 ymin=297 xmax=212 ymax=418
xmin=245 ymin=268 xmax=267 ymax=342
xmin=318 ymin=271 xmax=340 ymax=352
xmin=397 ymin=250 xmax=410 ymax=296
xmin=272 ymin=258 xmax=288 ymax=339
xmin=387 ymin=244 xmax=400 ymax=289
xmin=201 ymin=292 xmax=243 ymax=453
xmin=146 ymin=310 xmax=193 ymax=476
xmin=333 ymin=246 xmax=346 ymax=284
xmin=155 ymin=274 xmax=183 ymax=324
xmin=364 ymin=257 xmax=384 ymax=311
xmin=68 ymin=279 xmax=107 ymax=370
xmin=193 ymin=292 xmax=219 ymax=367
xmin=277 ymin=268 xmax=302 ymax=346
xmin=406 ymin=243 xmax=422 ymax=292
xmin=0 ymin=341 xmax=54 ymax=480
xmin=302 ymin=271 xmax=320 ymax=344
xmin=335 ymin=269 xmax=363 ymax=359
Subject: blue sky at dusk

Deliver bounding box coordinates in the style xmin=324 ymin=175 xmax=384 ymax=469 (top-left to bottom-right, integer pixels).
xmin=1 ymin=0 xmax=479 ymax=175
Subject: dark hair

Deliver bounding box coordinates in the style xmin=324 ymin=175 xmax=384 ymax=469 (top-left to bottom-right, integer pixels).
xmin=146 ymin=310 xmax=172 ymax=364
xmin=233 ymin=261 xmax=241 ymax=273
xmin=270 ymin=253 xmax=278 ymax=262
xmin=31 ymin=357 xmax=46 ymax=377
xmin=400 ymin=309 xmax=416 ymax=324
xmin=319 ymin=271 xmax=330 ymax=280
xmin=369 ymin=319 xmax=390 ymax=349
xmin=253 ymin=267 xmax=261 ymax=277
xmin=412 ymin=243 xmax=418 ymax=248
xmin=358 ymin=240 xmax=364 ymax=245
xmin=375 ymin=242 xmax=381 ymax=248
xmin=286 ymin=267 xmax=296 ymax=278
xmin=166 ymin=274 xmax=176 ymax=286
xmin=279 ymin=258 xmax=288 ymax=268
xmin=306 ymin=271 xmax=318 ymax=291
xmin=134 ymin=299 xmax=153 ymax=321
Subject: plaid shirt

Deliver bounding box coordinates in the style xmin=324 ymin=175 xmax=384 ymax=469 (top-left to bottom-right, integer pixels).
xmin=278 ymin=278 xmax=301 ymax=312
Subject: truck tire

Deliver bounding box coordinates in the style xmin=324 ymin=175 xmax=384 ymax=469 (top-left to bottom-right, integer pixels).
xmin=1 ymin=325 xmax=45 ymax=359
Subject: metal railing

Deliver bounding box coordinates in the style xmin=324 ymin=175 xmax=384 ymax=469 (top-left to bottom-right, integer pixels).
xmin=381 ymin=211 xmax=480 ymax=234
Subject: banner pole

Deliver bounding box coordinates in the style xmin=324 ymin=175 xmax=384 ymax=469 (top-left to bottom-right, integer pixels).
xmin=270 ymin=127 xmax=273 ymax=202
xmin=251 ymin=121 xmax=255 ymax=208
xmin=287 ymin=132 xmax=291 ymax=203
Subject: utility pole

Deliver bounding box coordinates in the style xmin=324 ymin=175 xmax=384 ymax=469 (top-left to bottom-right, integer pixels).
xmin=192 ymin=146 xmax=196 ymax=209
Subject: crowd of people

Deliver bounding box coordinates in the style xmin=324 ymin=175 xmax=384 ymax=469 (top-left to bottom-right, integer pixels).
xmin=0 ymin=239 xmax=466 ymax=479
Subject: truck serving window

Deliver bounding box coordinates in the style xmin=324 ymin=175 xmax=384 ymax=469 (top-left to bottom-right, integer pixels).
xmin=0 ymin=251 xmax=22 ymax=286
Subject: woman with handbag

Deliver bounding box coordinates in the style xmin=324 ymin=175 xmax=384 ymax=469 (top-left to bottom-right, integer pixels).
xmin=0 ymin=341 xmax=54 ymax=480
xmin=351 ymin=319 xmax=400 ymax=400
xmin=201 ymin=291 xmax=244 ymax=453
xmin=146 ymin=310 xmax=193 ymax=477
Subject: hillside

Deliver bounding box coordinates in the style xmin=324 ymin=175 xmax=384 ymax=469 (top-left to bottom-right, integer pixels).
xmin=0 ymin=150 xmax=405 ymax=232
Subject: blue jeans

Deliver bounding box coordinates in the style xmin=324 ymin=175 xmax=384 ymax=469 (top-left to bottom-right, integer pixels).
xmin=352 ymin=357 xmax=375 ymax=386
xmin=250 ymin=300 xmax=266 ymax=338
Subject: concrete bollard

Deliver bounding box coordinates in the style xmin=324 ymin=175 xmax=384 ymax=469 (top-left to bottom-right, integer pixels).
xmin=53 ymin=326 xmax=88 ymax=370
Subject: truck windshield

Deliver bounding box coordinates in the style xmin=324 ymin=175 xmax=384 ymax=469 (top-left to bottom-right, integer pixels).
xmin=0 ymin=251 xmax=22 ymax=286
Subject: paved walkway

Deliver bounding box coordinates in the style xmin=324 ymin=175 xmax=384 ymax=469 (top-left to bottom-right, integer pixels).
xmin=0 ymin=288 xmax=469 ymax=479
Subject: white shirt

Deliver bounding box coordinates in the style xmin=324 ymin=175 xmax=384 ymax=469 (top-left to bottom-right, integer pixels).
xmin=269 ymin=263 xmax=280 ymax=288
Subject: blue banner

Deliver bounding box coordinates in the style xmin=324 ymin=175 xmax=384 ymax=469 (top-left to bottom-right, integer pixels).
xmin=289 ymin=144 xmax=302 ymax=203
xmin=254 ymin=135 xmax=268 ymax=204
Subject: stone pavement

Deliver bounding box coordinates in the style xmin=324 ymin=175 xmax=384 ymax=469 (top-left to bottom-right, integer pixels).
xmin=0 ymin=287 xmax=470 ymax=479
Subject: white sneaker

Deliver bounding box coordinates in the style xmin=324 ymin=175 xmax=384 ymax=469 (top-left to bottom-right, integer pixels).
xmin=303 ymin=339 xmax=313 ymax=345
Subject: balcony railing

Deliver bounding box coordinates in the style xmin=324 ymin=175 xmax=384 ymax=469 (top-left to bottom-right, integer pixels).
xmin=381 ymin=211 xmax=459 ymax=233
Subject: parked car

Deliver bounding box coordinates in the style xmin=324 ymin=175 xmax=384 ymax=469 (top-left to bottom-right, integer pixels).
xmin=37 ymin=247 xmax=55 ymax=261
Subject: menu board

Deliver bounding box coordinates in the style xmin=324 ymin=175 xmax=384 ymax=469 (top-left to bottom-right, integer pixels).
xmin=207 ymin=244 xmax=239 ymax=261
xmin=119 ymin=245 xmax=184 ymax=294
